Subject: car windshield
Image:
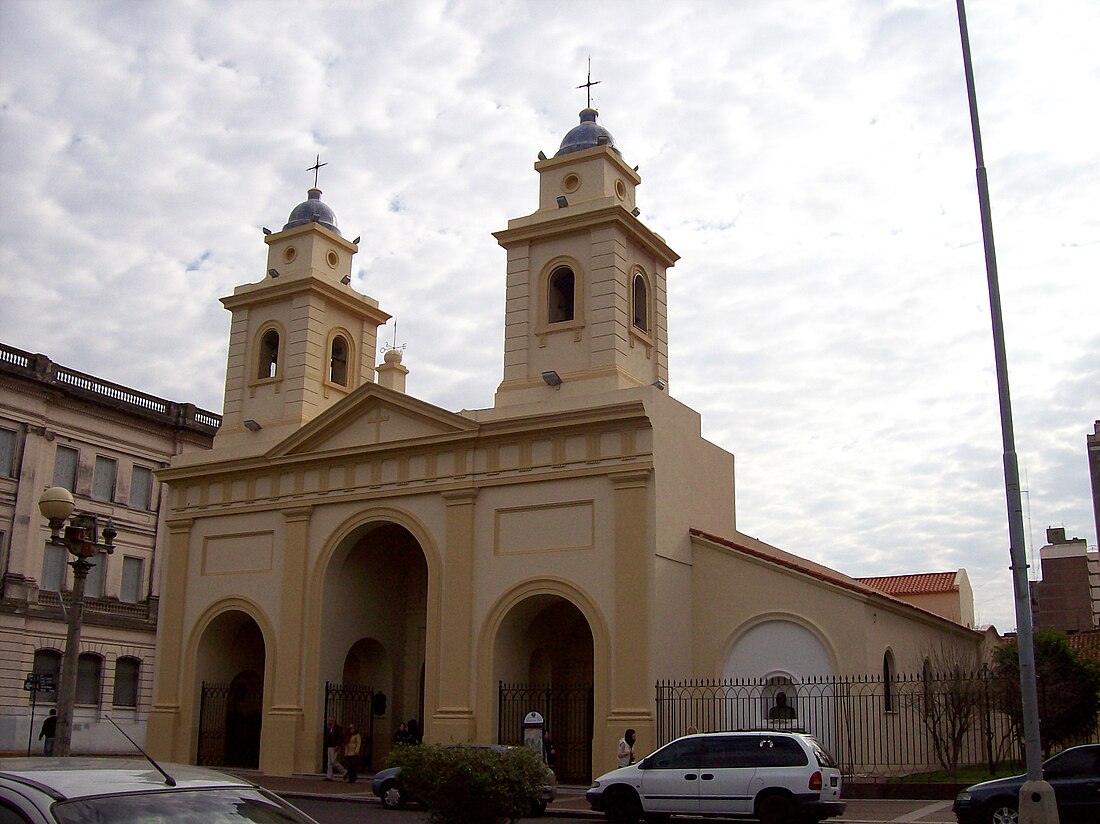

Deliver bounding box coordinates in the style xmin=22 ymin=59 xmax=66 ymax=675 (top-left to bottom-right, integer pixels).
xmin=52 ymin=787 xmax=313 ymax=824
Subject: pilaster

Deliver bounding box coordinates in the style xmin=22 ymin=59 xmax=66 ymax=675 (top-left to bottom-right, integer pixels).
xmin=263 ymin=505 xmax=313 ymax=776
xmin=146 ymin=516 xmax=193 ymax=762
xmin=431 ymin=488 xmax=478 ymax=742
xmin=608 ymin=469 xmax=655 ymax=758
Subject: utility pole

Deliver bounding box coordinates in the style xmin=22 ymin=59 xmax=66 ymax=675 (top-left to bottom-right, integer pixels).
xmin=953 ymin=3 xmax=1057 ymax=822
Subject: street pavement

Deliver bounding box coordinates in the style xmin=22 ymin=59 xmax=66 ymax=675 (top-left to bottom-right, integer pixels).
xmin=237 ymin=770 xmax=959 ymax=822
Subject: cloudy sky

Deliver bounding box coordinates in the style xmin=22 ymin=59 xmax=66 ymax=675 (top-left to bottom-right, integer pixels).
xmin=2 ymin=0 xmax=1097 ymax=632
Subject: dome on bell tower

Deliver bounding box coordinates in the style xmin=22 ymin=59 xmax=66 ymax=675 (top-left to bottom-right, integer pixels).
xmin=555 ymin=108 xmax=620 ymax=157
xmin=283 ymin=188 xmax=341 ymax=235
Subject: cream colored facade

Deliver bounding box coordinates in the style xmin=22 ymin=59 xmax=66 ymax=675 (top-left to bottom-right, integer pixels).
xmin=147 ymin=109 xmax=983 ymax=779
xmin=0 ymin=345 xmax=216 ymax=754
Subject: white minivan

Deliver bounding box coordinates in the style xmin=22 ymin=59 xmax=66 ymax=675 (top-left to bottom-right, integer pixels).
xmin=586 ymin=730 xmax=845 ymax=824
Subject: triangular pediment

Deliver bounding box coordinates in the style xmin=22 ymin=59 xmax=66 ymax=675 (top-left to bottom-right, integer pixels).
xmin=271 ymin=383 xmax=478 ymax=458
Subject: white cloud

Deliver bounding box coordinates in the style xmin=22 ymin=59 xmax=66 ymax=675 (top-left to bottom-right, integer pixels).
xmin=1 ymin=0 xmax=1097 ymax=632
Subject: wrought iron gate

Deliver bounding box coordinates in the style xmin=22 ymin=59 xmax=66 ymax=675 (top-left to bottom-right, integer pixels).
xmin=498 ymin=682 xmax=593 ymax=784
xmin=198 ymin=680 xmax=263 ymax=768
xmin=323 ymin=682 xmax=376 ymax=770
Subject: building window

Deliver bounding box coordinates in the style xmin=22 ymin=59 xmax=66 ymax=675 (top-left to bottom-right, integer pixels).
xmin=41 ymin=544 xmax=67 ymax=591
xmin=92 ymin=456 xmax=117 ymax=502
xmin=548 ymin=267 xmax=575 ymax=323
xmin=113 ymin=658 xmax=140 ymax=707
xmin=130 ymin=465 xmax=154 ymax=510
xmin=32 ymin=649 xmax=61 ymax=699
xmin=258 ymin=329 xmax=280 ymax=379
xmin=121 ymin=556 xmax=144 ymax=604
xmin=330 ymin=335 xmax=349 ymax=386
xmin=0 ymin=427 xmax=17 ymax=477
xmin=85 ymin=551 xmax=108 ymax=599
xmin=883 ymin=650 xmax=896 ymax=711
xmin=632 ymin=272 xmax=649 ymax=332
xmin=76 ymin=653 xmax=102 ymax=706
xmin=53 ymin=445 xmax=79 ymax=491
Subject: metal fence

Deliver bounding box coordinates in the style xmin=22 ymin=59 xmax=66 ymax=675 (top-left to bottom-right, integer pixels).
xmin=498 ymin=682 xmax=593 ymax=784
xmin=197 ymin=680 xmax=263 ymax=768
xmin=656 ymin=671 xmax=1035 ymax=777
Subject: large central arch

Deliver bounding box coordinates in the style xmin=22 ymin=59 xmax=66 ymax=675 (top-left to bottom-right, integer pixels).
xmin=319 ymin=519 xmax=429 ymax=769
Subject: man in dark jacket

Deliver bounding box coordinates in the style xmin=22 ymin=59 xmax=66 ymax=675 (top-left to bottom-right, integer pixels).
xmin=39 ymin=710 xmax=57 ymax=756
xmin=323 ymin=717 xmax=347 ymax=780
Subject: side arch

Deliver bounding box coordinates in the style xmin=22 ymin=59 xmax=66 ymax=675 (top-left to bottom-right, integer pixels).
xmin=717 ymin=611 xmax=840 ymax=680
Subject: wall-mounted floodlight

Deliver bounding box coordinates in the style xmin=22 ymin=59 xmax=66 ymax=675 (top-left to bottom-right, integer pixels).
xmin=652 ymin=378 xmax=666 ymax=391
xmin=538 ymin=151 xmax=548 ymax=161
xmin=556 ymin=196 xmax=568 ymax=208
xmin=341 ymin=274 xmax=352 ymax=285
xmin=268 ymin=269 xmax=280 ymax=278
xmin=541 ymin=370 xmax=562 ymax=389
xmin=243 ymin=419 xmax=263 ymax=432
xmin=262 ymin=227 xmax=272 ymax=236
xmin=631 ymin=207 xmax=641 ymax=217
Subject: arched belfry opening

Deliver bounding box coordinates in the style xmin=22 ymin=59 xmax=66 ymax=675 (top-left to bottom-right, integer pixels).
xmin=195 ymin=610 xmax=266 ymax=769
xmin=321 ymin=522 xmax=428 ymax=770
xmin=494 ymin=594 xmax=594 ymax=784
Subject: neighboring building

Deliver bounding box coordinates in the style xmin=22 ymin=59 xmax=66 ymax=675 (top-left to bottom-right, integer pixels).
xmin=1030 ymin=526 xmax=1100 ymax=634
xmin=857 ymin=570 xmax=975 ymax=629
xmin=1089 ymin=420 xmax=1099 ymax=551
xmin=0 ymin=344 xmax=218 ymax=753
xmin=146 ymin=107 xmax=985 ymax=780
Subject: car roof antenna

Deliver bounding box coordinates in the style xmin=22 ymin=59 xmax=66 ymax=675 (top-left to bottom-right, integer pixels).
xmin=104 ymin=713 xmax=177 ymax=786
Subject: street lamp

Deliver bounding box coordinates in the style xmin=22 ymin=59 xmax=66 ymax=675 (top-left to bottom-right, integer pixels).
xmin=38 ymin=486 xmax=115 ymax=757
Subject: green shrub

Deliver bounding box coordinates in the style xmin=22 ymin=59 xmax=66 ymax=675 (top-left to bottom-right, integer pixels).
xmin=386 ymin=744 xmax=547 ymax=824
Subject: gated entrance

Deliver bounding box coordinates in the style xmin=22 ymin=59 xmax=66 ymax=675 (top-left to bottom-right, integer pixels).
xmin=498 ymin=682 xmax=593 ymax=784
xmin=197 ymin=676 xmax=263 ymax=768
xmin=323 ymin=682 xmax=376 ymax=770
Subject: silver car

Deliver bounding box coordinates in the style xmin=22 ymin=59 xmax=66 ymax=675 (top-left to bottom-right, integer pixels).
xmin=0 ymin=757 xmax=318 ymax=823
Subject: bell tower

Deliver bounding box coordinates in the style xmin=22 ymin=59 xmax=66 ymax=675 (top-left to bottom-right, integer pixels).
xmin=493 ymin=109 xmax=679 ymax=408
xmin=217 ymin=186 xmax=391 ymax=447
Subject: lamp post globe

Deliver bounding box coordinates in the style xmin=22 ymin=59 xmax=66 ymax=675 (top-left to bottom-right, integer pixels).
xmin=38 ymin=486 xmax=75 ymax=524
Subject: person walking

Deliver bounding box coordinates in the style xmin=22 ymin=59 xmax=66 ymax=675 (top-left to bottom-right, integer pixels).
xmin=323 ymin=717 xmax=347 ymax=780
xmin=39 ymin=709 xmax=57 ymax=756
xmin=616 ymin=728 xmax=636 ymax=768
xmin=344 ymin=724 xmax=362 ymax=783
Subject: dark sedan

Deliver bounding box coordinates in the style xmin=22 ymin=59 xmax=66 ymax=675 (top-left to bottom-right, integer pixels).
xmin=953 ymin=744 xmax=1100 ymax=824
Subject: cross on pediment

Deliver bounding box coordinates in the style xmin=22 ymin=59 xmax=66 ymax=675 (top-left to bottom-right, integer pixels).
xmin=363 ymin=405 xmax=390 ymax=443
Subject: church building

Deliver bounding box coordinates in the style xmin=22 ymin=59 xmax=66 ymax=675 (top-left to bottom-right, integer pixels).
xmin=147 ymin=107 xmax=983 ymax=780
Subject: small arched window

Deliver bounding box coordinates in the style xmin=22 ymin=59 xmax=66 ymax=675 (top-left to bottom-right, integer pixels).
xmin=632 ymin=272 xmax=649 ymax=332
xmin=113 ymin=657 xmax=140 ymax=707
xmin=330 ymin=335 xmax=349 ymax=386
xmin=258 ymin=330 xmax=280 ymax=379
xmin=548 ymin=267 xmax=575 ymax=323
xmin=883 ymin=650 xmax=896 ymax=711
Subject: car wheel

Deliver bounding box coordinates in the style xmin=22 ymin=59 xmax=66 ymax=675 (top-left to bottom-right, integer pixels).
xmin=757 ymin=793 xmax=797 ymax=824
xmin=604 ymin=787 xmax=643 ymax=824
xmin=986 ymin=799 xmax=1018 ymax=824
xmin=379 ymin=780 xmax=406 ymax=810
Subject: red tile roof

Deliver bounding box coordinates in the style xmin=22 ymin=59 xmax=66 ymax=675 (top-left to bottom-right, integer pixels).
xmin=856 ymin=572 xmax=959 ymax=595
xmin=1066 ymin=628 xmax=1100 ymax=663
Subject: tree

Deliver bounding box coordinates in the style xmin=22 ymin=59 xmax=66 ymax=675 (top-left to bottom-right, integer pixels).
xmin=908 ymin=644 xmax=986 ymax=777
xmin=994 ymin=631 xmax=1100 ymax=756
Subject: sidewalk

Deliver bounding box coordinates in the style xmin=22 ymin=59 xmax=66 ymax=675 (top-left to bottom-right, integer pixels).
xmin=239 ymin=770 xmax=958 ymax=821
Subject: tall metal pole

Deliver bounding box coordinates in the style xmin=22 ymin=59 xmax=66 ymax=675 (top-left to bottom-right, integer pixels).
xmin=954 ymin=4 xmax=1054 ymax=820
xmin=56 ymin=557 xmax=91 ymax=758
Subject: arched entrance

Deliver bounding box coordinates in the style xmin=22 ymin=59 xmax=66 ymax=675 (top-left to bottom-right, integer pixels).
xmin=195 ymin=610 xmax=265 ymax=768
xmin=321 ymin=521 xmax=428 ymax=770
xmin=494 ymin=594 xmax=594 ymax=784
